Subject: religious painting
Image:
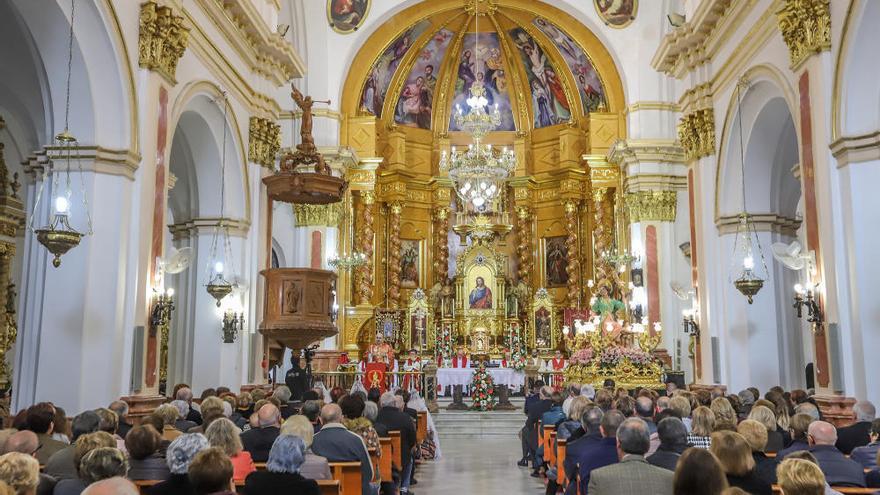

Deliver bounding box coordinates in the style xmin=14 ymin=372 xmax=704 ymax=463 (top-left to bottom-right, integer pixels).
xmin=448 ymin=32 xmax=516 ymax=132
xmin=361 ymin=20 xmax=430 ymax=116
xmin=394 ymin=28 xmax=454 ymax=129
xmin=327 ymin=0 xmax=370 ymax=34
xmin=469 ymin=276 xmax=493 ymax=309
xmin=374 ymin=309 xmax=404 ymax=346
xmin=532 ymin=17 xmax=606 ymax=113
xmin=400 ymin=239 xmax=421 ymax=288
xmin=594 ymin=0 xmax=638 ymax=29
xmin=545 ymin=235 xmax=569 ymax=287
xmin=535 ymin=307 xmax=552 ymax=348
xmin=508 ymin=27 xmax=571 ymax=128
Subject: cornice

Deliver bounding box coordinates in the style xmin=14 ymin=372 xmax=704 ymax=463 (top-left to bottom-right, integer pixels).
xmin=830 ymin=131 xmax=880 ymax=168
xmin=715 ymin=212 xmax=800 ymax=236
xmin=625 ymin=101 xmax=681 ymax=115
xmin=21 ymin=146 xmax=141 ymax=181
xmin=607 ymin=139 xmax=686 ymax=167
xmin=651 ymin=0 xmax=734 ymax=77
xmin=169 ymin=217 xmax=251 ymax=238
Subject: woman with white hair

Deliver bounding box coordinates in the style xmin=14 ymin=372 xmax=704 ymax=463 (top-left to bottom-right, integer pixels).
xmin=243 ymin=436 xmax=319 ymax=494
xmin=279 ymin=416 xmax=330 ymax=480
xmin=147 ymin=433 xmax=209 ymax=495
xmin=406 ymin=391 xmax=442 ymax=460
xmin=205 ymin=418 xmax=255 ymax=483
xmin=0 ymin=452 xmax=39 ymax=495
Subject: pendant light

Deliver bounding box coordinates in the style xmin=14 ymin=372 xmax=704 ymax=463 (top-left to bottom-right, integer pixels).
xmin=730 ymin=78 xmax=768 ymax=304
xmin=205 ymin=94 xmax=235 ymax=307
xmin=29 ymin=0 xmax=94 ymax=267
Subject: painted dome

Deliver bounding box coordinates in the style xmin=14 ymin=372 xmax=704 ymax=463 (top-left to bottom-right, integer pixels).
xmin=356 ymin=5 xmax=610 ymax=134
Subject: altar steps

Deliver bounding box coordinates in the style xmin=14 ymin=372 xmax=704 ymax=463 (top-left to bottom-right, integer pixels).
xmin=432 ymin=397 xmax=527 ymax=438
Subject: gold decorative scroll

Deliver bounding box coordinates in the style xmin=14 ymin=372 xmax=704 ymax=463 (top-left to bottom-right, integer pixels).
xmin=0 ymin=130 xmax=24 ymax=389
xmin=433 ymin=207 xmax=450 ymax=283
xmin=678 ymin=108 xmax=715 ymax=161
xmin=388 ymin=202 xmax=403 ymax=308
xmin=563 ymin=200 xmax=580 ymax=307
xmin=592 ymin=187 xmax=615 ymax=290
xmin=248 ymin=116 xmax=281 ymax=168
xmin=625 ymin=190 xmax=677 ymax=223
xmin=292 ymin=203 xmax=343 ymax=227
xmin=138 ymin=2 xmax=189 ymax=85
xmin=776 ymin=0 xmax=831 ymax=70
xmin=515 ymin=206 xmax=533 ymax=286
xmin=356 ymin=192 xmax=375 ymax=305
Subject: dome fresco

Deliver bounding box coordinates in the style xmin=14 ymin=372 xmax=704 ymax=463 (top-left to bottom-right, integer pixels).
xmin=357 ymin=10 xmax=608 ymax=133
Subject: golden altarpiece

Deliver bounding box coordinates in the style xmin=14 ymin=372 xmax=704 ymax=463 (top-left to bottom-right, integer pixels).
xmin=319 ymin=0 xmax=668 ymax=374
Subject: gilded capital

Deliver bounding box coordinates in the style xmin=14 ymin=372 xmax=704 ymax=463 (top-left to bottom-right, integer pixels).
xmin=435 ymin=206 xmax=449 ymax=221
xmin=390 ymin=202 xmax=403 ymax=215
xmin=248 ymin=117 xmax=281 ymax=168
xmin=138 ymin=2 xmax=189 ymax=85
xmin=625 ymin=191 xmax=677 ymax=223
xmin=361 ymin=191 xmax=375 ymax=205
xmin=515 ymin=205 xmax=530 ymax=220
xmin=592 ymin=187 xmax=608 ymax=203
xmin=563 ymin=199 xmax=579 ymax=215
xmin=776 ymin=0 xmax=831 ymax=70
xmin=678 ymin=108 xmax=715 ymax=161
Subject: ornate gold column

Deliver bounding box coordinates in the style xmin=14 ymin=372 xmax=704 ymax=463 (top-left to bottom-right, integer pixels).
xmin=356 ymin=191 xmax=375 ymax=305
xmin=515 ymin=206 xmax=533 ymax=286
xmin=0 ymin=133 xmax=24 ymax=390
xmin=433 ymin=207 xmax=450 ymax=284
xmin=563 ymin=200 xmax=581 ymax=307
xmin=592 ymin=187 xmax=615 ymax=288
xmin=387 ymin=201 xmax=402 ymax=307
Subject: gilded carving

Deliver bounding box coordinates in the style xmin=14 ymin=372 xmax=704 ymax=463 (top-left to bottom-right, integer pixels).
xmin=433 ymin=207 xmax=450 ymax=284
xmin=388 ymin=202 xmax=403 ymax=307
xmin=563 ymin=200 xmax=580 ymax=307
xmin=138 ymin=2 xmax=189 ymax=84
xmin=0 ymin=133 xmax=23 ymax=389
xmin=356 ymin=192 xmax=375 ymax=305
xmin=292 ymin=203 xmax=343 ymax=227
xmin=776 ymin=0 xmax=831 ymax=70
xmin=625 ymin=191 xmax=677 ymax=223
xmin=515 ymin=206 xmax=533 ymax=286
xmin=248 ymin=116 xmax=281 ymax=168
xmin=592 ymin=188 xmax=615 ymax=290
xmin=678 ymin=108 xmax=715 ymax=161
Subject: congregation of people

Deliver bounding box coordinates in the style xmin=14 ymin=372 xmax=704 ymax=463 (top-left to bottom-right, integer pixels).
xmin=520 ymin=380 xmax=880 ymax=495
xmin=0 ymin=374 xmax=433 ymax=495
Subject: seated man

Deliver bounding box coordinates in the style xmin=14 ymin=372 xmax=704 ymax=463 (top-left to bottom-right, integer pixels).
xmin=170 ymin=400 xmax=197 ymax=433
xmin=3 ymin=430 xmax=58 ymax=495
xmin=377 ymin=392 xmax=417 ymax=494
xmin=522 ymin=386 xmax=553 ymax=473
xmin=577 ymin=410 xmax=625 ymax=494
xmin=588 ymin=417 xmax=674 ymax=494
xmin=808 ymin=420 xmax=866 ymax=487
xmin=647 ymin=417 xmax=688 ymax=471
xmin=44 ymin=410 xmax=101 ymax=480
xmin=312 ymin=403 xmax=373 ymax=495
xmin=837 ymin=401 xmax=875 ymax=455
xmin=25 ymin=403 xmax=68 ymax=465
xmin=240 ymin=404 xmax=281 ymax=462
xmin=563 ymin=406 xmax=604 ymax=495
xmin=778 ymin=413 xmax=815 ymax=460
xmin=851 ymin=418 xmax=880 ymax=470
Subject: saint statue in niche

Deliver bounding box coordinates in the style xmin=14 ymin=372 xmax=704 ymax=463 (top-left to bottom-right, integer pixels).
xmin=535 ymin=307 xmax=551 ymax=347
xmin=469 ymin=276 xmax=493 ymax=309
xmin=284 ymin=282 xmax=301 ymax=314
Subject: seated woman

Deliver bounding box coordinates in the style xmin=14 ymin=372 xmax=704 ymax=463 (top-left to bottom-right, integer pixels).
xmin=205 ymin=418 xmax=254 ymax=483
xmin=687 ymin=406 xmax=715 ymax=449
xmin=125 ymin=425 xmax=170 ymax=481
xmin=53 ymin=432 xmax=117 ymax=495
xmin=749 ymin=406 xmax=785 ymax=453
xmin=709 ymin=430 xmax=772 ymax=495
xmin=0 ymin=452 xmax=40 ymax=495
xmin=242 ymin=436 xmax=319 ymax=495
xmin=146 ymin=434 xmax=209 ymax=495
xmin=279 ymin=417 xmax=330 ymax=480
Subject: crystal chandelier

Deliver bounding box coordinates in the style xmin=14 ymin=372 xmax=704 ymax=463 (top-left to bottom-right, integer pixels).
xmin=328 ymin=252 xmax=367 ymax=271
xmin=439 ymin=13 xmax=515 ymax=212
xmin=730 ymin=78 xmax=768 ymax=304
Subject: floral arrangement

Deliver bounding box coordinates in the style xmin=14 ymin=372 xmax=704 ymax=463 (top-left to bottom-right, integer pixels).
xmin=507 ymin=324 xmax=527 ymax=371
xmin=597 ymin=346 xmax=653 ymax=367
xmin=471 ymin=361 xmax=496 ymax=411
xmin=435 ymin=324 xmax=453 ymax=362
xmin=569 ymin=348 xmax=594 ymax=365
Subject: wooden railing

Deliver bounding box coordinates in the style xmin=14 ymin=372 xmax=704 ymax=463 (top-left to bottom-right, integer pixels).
xmin=311 ymin=370 xmax=427 ymax=393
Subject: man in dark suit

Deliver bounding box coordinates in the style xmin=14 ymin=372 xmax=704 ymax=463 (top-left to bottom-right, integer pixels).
xmin=376 ymin=392 xmax=417 ymax=494
xmin=313 ymin=403 xmax=374 ymax=495
xmin=240 ymin=403 xmax=281 ymax=462
xmin=519 ymin=380 xmax=545 ymax=466
xmin=808 ymin=420 xmax=867 ymax=487
xmin=588 ymin=417 xmax=674 ymax=495
xmin=836 ymin=401 xmax=875 ymax=454
xmin=109 ymin=401 xmax=133 ymax=439
xmin=523 ymin=386 xmax=553 ymax=473
xmin=285 ymin=355 xmax=308 ymax=402
xmin=175 ymin=387 xmax=203 ymax=425
xmin=272 ymin=386 xmax=296 ymax=419
xmin=563 ymin=406 xmax=604 ymax=495
xmin=647 ymin=417 xmax=688 ymax=471
xmin=577 ymin=410 xmax=626 ymax=493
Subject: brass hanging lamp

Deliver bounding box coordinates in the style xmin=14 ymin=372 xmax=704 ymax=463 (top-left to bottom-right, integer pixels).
xmin=205 ymin=94 xmax=235 ymax=307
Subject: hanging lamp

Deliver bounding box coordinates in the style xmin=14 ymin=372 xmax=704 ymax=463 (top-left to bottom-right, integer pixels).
xmin=205 ymin=94 xmax=235 ymax=307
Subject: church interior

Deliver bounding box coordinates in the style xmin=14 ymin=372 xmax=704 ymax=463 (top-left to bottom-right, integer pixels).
xmin=0 ymin=0 xmax=878 ymax=494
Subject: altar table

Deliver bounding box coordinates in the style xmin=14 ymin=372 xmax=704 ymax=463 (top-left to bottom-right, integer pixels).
xmin=436 ymin=367 xmax=525 ymax=390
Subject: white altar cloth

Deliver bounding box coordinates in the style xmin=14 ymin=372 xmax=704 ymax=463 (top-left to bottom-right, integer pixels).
xmin=436 ymin=367 xmax=525 ymax=389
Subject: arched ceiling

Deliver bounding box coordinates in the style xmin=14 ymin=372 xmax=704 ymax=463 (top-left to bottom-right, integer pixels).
xmin=343 ymin=0 xmax=623 ymax=139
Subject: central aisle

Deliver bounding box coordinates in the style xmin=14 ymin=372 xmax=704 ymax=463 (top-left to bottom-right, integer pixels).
xmin=416 ymin=435 xmax=545 ymax=494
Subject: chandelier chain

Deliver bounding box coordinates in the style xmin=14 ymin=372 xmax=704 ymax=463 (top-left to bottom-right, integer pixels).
xmin=64 ymin=0 xmax=76 ymax=133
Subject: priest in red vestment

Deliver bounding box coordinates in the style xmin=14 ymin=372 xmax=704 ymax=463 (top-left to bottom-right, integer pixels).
xmin=549 ymin=349 xmax=567 ymax=387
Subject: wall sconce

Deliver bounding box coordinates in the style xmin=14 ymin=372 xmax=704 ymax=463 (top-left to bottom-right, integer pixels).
xmin=150 ymin=288 xmax=175 ymax=330
xmin=793 ymin=283 xmax=822 ymax=325
xmin=682 ymin=308 xmax=699 ymax=338
xmin=222 ymin=309 xmax=244 ymax=344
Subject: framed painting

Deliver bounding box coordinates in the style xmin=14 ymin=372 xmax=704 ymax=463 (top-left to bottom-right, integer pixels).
xmin=531 ymin=288 xmax=556 ymax=351
xmin=327 ymin=0 xmax=370 ymax=34
xmin=544 ymin=235 xmax=569 ymax=288
xmin=594 ymin=0 xmax=638 ymax=29
xmin=374 ymin=309 xmax=404 ymax=347
xmin=400 ymin=239 xmax=423 ymax=289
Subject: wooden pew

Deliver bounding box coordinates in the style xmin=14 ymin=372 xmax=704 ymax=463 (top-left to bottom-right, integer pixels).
xmin=134 ymin=480 xmax=160 ymax=495
xmin=546 ymin=430 xmax=558 ymax=465
xmin=416 ymin=411 xmax=428 ymax=444
xmin=329 ymin=461 xmax=362 ymax=495
xmin=772 ymin=486 xmax=877 ymax=494
xmin=378 ymin=437 xmax=393 ymax=482
xmin=557 ymin=438 xmax=567 ymax=486
xmin=543 ymin=425 xmax=555 ymax=462
xmin=389 ymin=430 xmax=403 ymax=472
xmin=253 ymin=462 xmax=267 ymax=470
xmin=233 ymin=479 xmax=341 ymax=495
xmin=368 ymin=447 xmax=380 ymax=482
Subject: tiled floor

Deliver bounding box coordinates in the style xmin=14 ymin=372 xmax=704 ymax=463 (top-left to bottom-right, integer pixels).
xmin=414 ymin=435 xmax=545 ymax=494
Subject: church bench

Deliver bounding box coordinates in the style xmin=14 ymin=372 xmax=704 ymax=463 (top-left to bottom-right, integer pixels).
xmin=557 ymin=438 xmax=567 ymax=486
xmin=233 ymin=480 xmax=340 ymax=494
xmin=416 ymin=411 xmax=428 ymax=444
xmin=542 ymin=425 xmax=555 ymax=462
xmin=254 ymin=462 xmax=266 ymax=470
xmin=772 ymin=486 xmax=877 ymax=494
xmin=368 ymin=447 xmax=380 ymax=482
xmin=329 ymin=461 xmax=362 ymax=495
xmin=378 ymin=437 xmax=393 ymax=481
xmin=389 ymin=430 xmax=403 ymax=471
xmin=546 ymin=430 xmax=558 ymax=465
xmin=134 ymin=479 xmax=161 ymax=495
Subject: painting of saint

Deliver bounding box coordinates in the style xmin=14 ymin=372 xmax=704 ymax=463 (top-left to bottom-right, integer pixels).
xmin=395 ymin=29 xmax=453 ymax=129
xmin=448 ymin=32 xmax=516 ymax=131
xmin=361 ymin=20 xmax=429 ymax=116
xmin=327 ymin=0 xmax=369 ymax=34
xmin=509 ymin=27 xmax=571 ymax=128
xmin=533 ymin=17 xmax=607 ymax=113
xmin=469 ymin=276 xmax=493 ymax=309
xmin=535 ymin=307 xmax=552 ymax=347
xmin=400 ymin=240 xmax=420 ymax=288
xmin=546 ymin=236 xmax=569 ymax=287
xmin=594 ymin=0 xmax=638 ymax=28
